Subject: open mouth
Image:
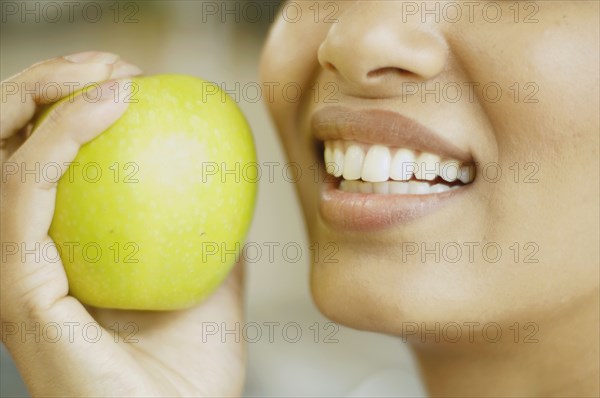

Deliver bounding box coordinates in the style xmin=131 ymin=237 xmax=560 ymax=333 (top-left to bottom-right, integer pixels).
xmin=323 ymin=140 xmax=475 ymax=195
xmin=311 ymin=106 xmax=476 ymax=230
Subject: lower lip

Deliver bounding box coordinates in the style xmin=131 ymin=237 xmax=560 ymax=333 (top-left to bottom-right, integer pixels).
xmin=319 ymin=177 xmax=467 ymax=231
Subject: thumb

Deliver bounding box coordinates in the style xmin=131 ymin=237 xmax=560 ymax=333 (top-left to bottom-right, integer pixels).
xmin=1 ymin=79 xmax=132 ymax=324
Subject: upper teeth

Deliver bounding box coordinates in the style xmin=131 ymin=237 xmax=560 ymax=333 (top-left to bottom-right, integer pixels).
xmin=324 ymin=141 xmax=475 ymax=183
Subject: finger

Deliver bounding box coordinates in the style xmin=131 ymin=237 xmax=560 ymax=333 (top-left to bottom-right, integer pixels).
xmin=1 ymin=79 xmax=132 ymax=322
xmin=0 ymin=125 xmax=29 ymax=163
xmin=88 ymin=260 xmax=248 ymax=396
xmin=2 ymin=79 xmax=160 ymax=398
xmin=1 ymin=51 xmax=142 ymax=140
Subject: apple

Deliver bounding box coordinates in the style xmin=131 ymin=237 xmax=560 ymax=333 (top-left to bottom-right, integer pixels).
xmin=44 ymin=75 xmax=257 ymax=310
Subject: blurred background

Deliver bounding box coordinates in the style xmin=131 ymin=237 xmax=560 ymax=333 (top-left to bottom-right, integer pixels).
xmin=1 ymin=1 xmax=424 ymax=396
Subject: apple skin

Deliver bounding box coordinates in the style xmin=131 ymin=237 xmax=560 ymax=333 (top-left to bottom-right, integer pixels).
xmin=46 ymin=75 xmax=257 ymax=310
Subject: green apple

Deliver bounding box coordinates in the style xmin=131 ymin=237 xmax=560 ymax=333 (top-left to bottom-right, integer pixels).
xmin=44 ymin=75 xmax=257 ymax=310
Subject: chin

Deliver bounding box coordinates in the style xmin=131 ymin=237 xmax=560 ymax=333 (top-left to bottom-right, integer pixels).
xmin=307 ymin=236 xmax=592 ymax=343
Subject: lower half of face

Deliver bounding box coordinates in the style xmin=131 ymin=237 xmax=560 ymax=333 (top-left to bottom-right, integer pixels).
xmin=261 ymin=0 xmax=599 ymax=338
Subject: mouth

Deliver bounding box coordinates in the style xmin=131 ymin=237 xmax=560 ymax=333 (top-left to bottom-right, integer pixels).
xmin=311 ymin=106 xmax=476 ymax=230
xmin=324 ymin=140 xmax=474 ymax=194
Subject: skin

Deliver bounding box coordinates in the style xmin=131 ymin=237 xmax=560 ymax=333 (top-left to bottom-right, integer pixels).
xmin=1 ymin=1 xmax=598 ymax=396
xmin=259 ymin=0 xmax=599 ymax=396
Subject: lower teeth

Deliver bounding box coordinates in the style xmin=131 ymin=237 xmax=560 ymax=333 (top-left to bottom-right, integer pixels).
xmin=339 ymin=180 xmax=460 ymax=194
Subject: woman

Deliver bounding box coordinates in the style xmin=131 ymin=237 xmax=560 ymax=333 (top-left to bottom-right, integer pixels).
xmin=1 ymin=1 xmax=598 ymax=396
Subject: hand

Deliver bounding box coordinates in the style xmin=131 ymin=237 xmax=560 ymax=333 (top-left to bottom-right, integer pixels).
xmin=1 ymin=52 xmax=246 ymax=397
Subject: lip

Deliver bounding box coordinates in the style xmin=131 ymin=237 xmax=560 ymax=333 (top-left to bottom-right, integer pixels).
xmin=311 ymin=106 xmax=472 ymax=161
xmin=311 ymin=106 xmax=473 ymax=231
xmin=319 ymin=177 xmax=467 ymax=231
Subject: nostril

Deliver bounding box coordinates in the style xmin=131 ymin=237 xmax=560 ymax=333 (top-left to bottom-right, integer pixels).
xmin=324 ymin=62 xmax=338 ymax=72
xmin=367 ymin=67 xmax=418 ymax=79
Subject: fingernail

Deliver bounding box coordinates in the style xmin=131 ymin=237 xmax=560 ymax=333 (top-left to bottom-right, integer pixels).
xmin=64 ymin=51 xmax=120 ymax=64
xmin=110 ymin=61 xmax=144 ymax=79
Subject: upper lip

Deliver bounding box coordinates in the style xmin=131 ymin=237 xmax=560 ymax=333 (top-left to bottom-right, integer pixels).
xmin=311 ymin=106 xmax=472 ymax=162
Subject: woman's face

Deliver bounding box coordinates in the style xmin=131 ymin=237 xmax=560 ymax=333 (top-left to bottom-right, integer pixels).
xmin=259 ymin=1 xmax=599 ymax=336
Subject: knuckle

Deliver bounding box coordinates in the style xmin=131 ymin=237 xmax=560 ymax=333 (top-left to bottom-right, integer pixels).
xmin=1 ymin=148 xmax=29 ymax=192
xmin=13 ymin=267 xmax=65 ymax=321
xmin=44 ymin=104 xmax=66 ymax=128
xmin=35 ymin=100 xmax=75 ymax=137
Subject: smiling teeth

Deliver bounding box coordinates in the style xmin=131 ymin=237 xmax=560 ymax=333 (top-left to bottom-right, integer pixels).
xmin=362 ymin=145 xmax=391 ymax=182
xmin=390 ymin=149 xmax=415 ymax=180
xmin=324 ymin=140 xmax=475 ymax=186
xmin=342 ymin=144 xmax=364 ymax=180
xmin=340 ymin=180 xmax=460 ymax=195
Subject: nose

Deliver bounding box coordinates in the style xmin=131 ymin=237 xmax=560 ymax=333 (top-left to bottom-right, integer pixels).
xmin=317 ymin=2 xmax=449 ymax=98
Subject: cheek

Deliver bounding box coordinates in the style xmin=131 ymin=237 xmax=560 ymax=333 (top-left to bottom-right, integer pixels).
xmin=260 ymin=17 xmax=334 ymax=223
xmin=446 ymin=8 xmax=599 ymax=254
